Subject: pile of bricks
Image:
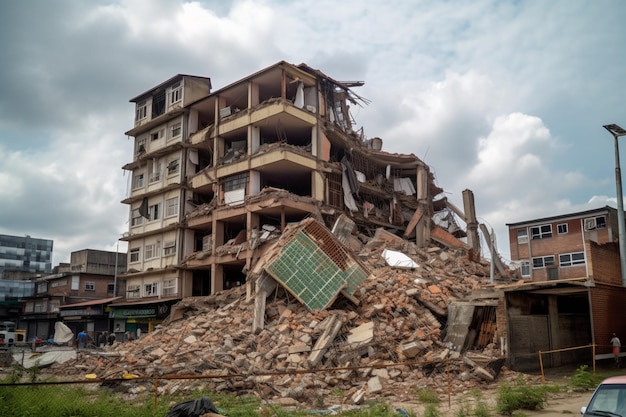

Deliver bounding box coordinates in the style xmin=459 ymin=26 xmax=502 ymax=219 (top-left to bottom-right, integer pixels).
xmin=50 ymin=228 xmax=518 ymax=406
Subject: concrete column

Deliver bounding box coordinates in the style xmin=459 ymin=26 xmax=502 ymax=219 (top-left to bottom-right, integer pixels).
xmin=463 ymin=189 xmax=480 ymax=260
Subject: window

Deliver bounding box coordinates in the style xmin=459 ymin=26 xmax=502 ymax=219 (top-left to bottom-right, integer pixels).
xmin=170 ymin=82 xmax=182 ymax=104
xmin=223 ymin=172 xmax=249 ymax=192
xmin=530 ymin=224 xmax=552 ymax=240
xmin=136 ymin=138 xmax=147 ymax=154
xmin=131 ymin=209 xmax=143 ymax=227
xmin=520 ymin=261 xmax=530 ymax=277
xmin=150 ymin=161 xmax=162 ymax=183
xmin=517 ymin=230 xmax=528 ymax=244
xmin=170 ymin=122 xmax=181 ymax=138
xmin=166 ymin=197 xmax=178 ymax=217
xmin=136 ymin=100 xmax=147 ymax=121
xmin=148 ymin=203 xmax=160 ymax=221
xmin=85 ymin=281 xmax=95 ymax=291
xmin=132 ymin=173 xmax=145 ymax=189
xmin=145 ymin=243 xmax=158 ymax=260
xmin=532 ymin=255 xmax=555 ymax=269
xmin=163 ymin=241 xmax=176 ymax=256
xmin=585 ymin=216 xmax=607 ymax=230
xmin=129 ymin=248 xmax=140 ymax=263
xmin=144 ymin=282 xmax=158 ymax=297
xmin=127 ymin=284 xmax=140 ymax=299
xmin=557 ymin=223 xmax=568 ymax=234
xmin=167 ymin=159 xmax=179 ymax=175
xmin=559 ymin=252 xmax=586 ymax=267
xmin=151 ymin=129 xmax=164 ymax=141
xmin=163 ymin=278 xmax=177 ymax=295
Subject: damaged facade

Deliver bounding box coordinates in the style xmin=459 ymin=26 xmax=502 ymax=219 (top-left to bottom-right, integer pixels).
xmin=116 ymin=61 xmax=498 ymax=331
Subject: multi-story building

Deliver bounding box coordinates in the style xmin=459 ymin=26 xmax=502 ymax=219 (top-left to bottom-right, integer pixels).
xmin=117 ymin=61 xmax=461 ymax=332
xmin=20 ymin=249 xmax=126 ymax=341
xmin=0 ymin=234 xmax=53 ymax=278
xmin=507 ymin=206 xmax=619 ymax=281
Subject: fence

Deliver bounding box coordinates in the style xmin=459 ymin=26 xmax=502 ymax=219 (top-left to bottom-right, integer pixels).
xmin=537 ymin=343 xmax=624 ymax=382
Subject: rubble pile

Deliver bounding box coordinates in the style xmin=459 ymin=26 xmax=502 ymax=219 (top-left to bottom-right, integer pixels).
xmin=50 ymin=229 xmax=515 ymax=406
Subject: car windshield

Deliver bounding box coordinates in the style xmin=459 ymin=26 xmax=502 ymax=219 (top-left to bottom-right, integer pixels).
xmin=585 ymin=384 xmax=626 ymax=417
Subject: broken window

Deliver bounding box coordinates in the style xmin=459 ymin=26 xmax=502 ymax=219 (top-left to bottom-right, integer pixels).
xmin=152 ymin=90 xmax=166 ymax=118
xmin=148 ymin=203 xmax=160 ymax=221
xmin=136 ymin=138 xmax=147 ymax=155
xmin=167 ymin=159 xmax=179 ymax=175
xmin=530 ymin=224 xmax=552 ymax=240
xmin=131 ymin=209 xmax=143 ymax=227
xmin=223 ymin=172 xmax=249 ymax=192
xmin=150 ymin=160 xmax=163 ymax=183
xmin=170 ymin=82 xmax=182 ymax=104
xmin=144 ymin=282 xmax=158 ymax=296
xmin=136 ymin=100 xmax=147 ymax=121
xmin=557 ymin=223 xmax=568 ymax=235
xmin=84 ymin=281 xmax=95 ymax=291
xmin=127 ymin=284 xmax=140 ymax=299
xmin=516 ymin=229 xmax=528 ymax=244
xmin=132 ymin=173 xmax=145 ymax=190
xmin=151 ymin=129 xmax=164 ymax=141
xmin=520 ymin=260 xmax=531 ymax=277
xmin=584 ymin=216 xmax=606 ymax=230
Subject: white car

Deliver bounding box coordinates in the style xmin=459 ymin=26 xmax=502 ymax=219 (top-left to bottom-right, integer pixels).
xmin=582 ymin=376 xmax=626 ymax=417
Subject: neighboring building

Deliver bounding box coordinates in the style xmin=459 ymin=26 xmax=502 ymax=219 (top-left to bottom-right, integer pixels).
xmin=507 ymin=206 xmax=618 ymax=281
xmin=0 ymin=234 xmax=53 ymax=278
xmin=20 ymin=249 xmax=126 ymax=341
xmin=117 ymin=61 xmax=481 ymax=334
xmin=503 ymin=206 xmax=626 ymax=371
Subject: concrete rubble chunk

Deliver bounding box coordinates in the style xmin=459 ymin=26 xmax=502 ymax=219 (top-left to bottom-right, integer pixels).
xmin=367 ymin=376 xmax=383 ymax=394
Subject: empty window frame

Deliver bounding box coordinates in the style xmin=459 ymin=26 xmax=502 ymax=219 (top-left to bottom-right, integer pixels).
xmin=85 ymin=281 xmax=95 ymax=291
xmin=163 ymin=241 xmax=176 ymax=256
xmin=136 ymin=100 xmax=147 ymax=121
xmin=151 ymin=129 xmax=164 ymax=141
xmin=167 ymin=159 xmax=179 ymax=175
xmin=559 ymin=252 xmax=585 ymax=267
xmin=557 ymin=223 xmax=568 ymax=235
xmin=166 ymin=197 xmax=178 ymax=217
xmin=517 ymin=229 xmax=529 ymax=244
xmin=163 ymin=278 xmax=177 ymax=295
xmin=170 ymin=122 xmax=182 ymax=139
xmin=132 ymin=173 xmax=145 ymax=190
xmin=530 ymin=224 xmax=552 ymax=240
xmin=148 ymin=203 xmax=161 ymax=221
xmin=532 ymin=255 xmax=555 ymax=269
xmin=129 ymin=248 xmax=140 ymax=263
xmin=170 ymin=82 xmax=182 ymax=104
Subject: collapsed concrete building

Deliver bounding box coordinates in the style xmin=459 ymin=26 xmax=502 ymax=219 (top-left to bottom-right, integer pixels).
xmin=115 ymin=61 xmax=507 ymax=335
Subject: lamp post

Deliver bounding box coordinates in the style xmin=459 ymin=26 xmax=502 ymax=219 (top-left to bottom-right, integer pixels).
xmin=603 ymin=124 xmax=626 ymax=287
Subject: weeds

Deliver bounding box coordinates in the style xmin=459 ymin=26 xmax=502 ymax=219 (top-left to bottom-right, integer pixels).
xmin=496 ymin=376 xmax=559 ymax=415
xmin=415 ymin=386 xmax=441 ymax=404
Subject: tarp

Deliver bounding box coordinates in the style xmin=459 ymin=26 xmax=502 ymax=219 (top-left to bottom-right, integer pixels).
xmin=164 ymin=397 xmax=220 ymax=417
xmin=54 ymin=321 xmax=74 ymax=344
xmin=382 ymin=249 xmax=419 ymax=269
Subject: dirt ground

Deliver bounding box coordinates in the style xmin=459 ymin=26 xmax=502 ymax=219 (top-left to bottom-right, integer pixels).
xmin=389 ymin=363 xmax=611 ymax=417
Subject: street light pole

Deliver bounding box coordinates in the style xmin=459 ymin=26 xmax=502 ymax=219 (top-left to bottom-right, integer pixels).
xmin=603 ymin=124 xmax=626 ymax=287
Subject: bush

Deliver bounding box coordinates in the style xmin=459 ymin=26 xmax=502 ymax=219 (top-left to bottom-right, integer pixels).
xmin=415 ymin=387 xmax=441 ymax=404
xmin=569 ymin=365 xmax=602 ymax=392
xmin=496 ymin=378 xmax=558 ymax=415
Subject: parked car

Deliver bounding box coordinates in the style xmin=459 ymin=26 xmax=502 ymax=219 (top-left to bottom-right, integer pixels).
xmin=581 ymin=375 xmax=626 ymax=416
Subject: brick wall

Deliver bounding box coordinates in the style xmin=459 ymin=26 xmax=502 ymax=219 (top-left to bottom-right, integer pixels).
xmin=587 ymin=240 xmax=621 ymax=286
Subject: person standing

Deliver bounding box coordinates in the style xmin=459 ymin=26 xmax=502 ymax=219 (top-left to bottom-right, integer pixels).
xmin=610 ymin=333 xmax=621 ymax=367
xmin=76 ymin=330 xmax=91 ymax=350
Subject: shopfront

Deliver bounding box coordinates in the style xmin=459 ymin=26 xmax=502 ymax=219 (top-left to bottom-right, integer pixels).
xmin=108 ymin=299 xmax=175 ymax=341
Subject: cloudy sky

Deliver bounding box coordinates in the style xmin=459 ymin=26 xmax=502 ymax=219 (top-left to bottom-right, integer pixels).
xmin=1 ymin=0 xmax=626 ymax=268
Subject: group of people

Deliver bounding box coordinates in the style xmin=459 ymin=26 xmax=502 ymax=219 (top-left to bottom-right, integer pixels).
xmin=76 ymin=330 xmax=116 ymax=350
